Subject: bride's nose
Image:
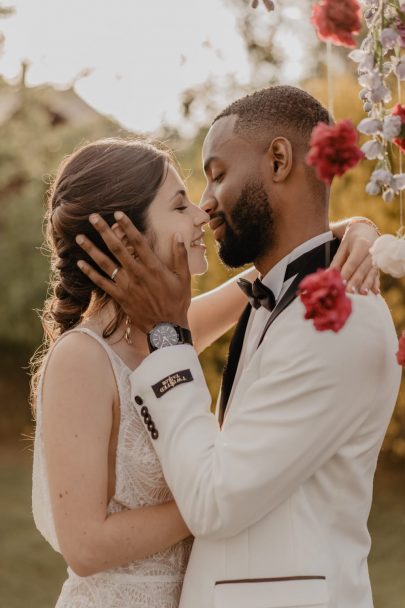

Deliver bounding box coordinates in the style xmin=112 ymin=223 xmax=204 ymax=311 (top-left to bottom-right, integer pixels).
xmin=194 ymin=207 xmax=210 ymax=226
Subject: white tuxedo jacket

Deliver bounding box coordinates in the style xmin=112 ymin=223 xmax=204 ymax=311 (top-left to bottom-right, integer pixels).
xmin=129 ymin=293 xmax=401 ymax=608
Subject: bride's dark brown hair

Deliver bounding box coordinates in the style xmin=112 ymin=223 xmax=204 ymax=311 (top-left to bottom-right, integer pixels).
xmin=31 ymin=137 xmax=170 ymax=409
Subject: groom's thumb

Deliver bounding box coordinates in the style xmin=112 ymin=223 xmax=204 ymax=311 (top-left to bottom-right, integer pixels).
xmin=173 ymin=233 xmax=190 ymax=279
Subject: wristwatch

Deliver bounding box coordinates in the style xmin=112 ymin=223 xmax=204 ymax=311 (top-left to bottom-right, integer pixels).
xmin=147 ymin=323 xmax=193 ymax=352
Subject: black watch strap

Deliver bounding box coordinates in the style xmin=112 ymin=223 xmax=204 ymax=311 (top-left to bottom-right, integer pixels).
xmin=178 ymin=326 xmax=193 ymax=346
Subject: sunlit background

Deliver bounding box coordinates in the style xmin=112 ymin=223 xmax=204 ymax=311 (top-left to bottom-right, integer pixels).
xmin=0 ymin=1 xmax=404 ymax=607
xmin=0 ymin=0 xmax=313 ymax=133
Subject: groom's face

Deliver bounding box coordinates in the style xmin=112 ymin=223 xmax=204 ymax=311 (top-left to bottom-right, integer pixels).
xmin=201 ymin=115 xmax=275 ymax=268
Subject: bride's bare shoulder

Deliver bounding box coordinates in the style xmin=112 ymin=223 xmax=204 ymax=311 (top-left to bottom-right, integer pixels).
xmin=42 ymin=330 xmax=115 ymax=395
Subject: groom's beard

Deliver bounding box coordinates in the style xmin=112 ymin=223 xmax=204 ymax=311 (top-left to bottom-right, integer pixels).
xmin=218 ymin=180 xmax=275 ymax=268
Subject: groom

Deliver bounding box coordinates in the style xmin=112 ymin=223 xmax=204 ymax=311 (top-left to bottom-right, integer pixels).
xmin=82 ymin=86 xmax=401 ymax=607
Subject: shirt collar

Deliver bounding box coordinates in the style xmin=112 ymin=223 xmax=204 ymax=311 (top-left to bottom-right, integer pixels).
xmin=260 ymin=231 xmax=334 ymax=302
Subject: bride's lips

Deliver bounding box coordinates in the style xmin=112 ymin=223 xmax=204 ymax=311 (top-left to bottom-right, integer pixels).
xmin=190 ymin=232 xmax=207 ymax=251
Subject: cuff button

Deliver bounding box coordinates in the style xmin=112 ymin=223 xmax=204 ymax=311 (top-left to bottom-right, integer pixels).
xmin=135 ymin=396 xmax=143 ymax=406
xmin=151 ymin=429 xmax=159 ymax=440
xmin=140 ymin=406 xmax=149 ymax=417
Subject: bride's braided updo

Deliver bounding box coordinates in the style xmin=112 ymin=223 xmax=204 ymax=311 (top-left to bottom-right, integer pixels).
xmin=31 ymin=137 xmax=170 ymax=408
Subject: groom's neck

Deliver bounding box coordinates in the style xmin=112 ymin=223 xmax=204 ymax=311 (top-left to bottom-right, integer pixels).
xmin=255 ymin=217 xmax=329 ymax=277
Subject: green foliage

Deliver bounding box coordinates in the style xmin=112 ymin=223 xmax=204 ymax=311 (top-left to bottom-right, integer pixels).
xmin=0 ymin=80 xmax=126 ymax=350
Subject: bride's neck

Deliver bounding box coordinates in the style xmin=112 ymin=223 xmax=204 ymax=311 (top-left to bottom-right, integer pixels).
xmin=81 ymin=299 xmax=148 ymax=354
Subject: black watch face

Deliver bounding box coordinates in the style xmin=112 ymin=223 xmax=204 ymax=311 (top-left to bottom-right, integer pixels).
xmin=150 ymin=323 xmax=179 ymax=349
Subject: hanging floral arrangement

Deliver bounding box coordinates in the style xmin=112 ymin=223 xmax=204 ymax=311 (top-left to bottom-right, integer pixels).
xmin=252 ymin=0 xmax=405 ymax=351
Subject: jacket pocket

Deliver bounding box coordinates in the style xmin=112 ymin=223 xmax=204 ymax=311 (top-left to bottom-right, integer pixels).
xmin=213 ymin=576 xmax=328 ymax=608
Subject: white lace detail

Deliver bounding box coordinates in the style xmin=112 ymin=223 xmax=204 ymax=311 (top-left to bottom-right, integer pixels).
xmin=32 ymin=327 xmax=192 ymax=608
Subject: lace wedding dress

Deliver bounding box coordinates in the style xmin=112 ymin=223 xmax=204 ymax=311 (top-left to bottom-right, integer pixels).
xmin=32 ymin=327 xmax=192 ymax=608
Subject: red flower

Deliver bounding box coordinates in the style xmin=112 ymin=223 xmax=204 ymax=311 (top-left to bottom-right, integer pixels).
xmin=392 ymin=103 xmax=405 ymax=153
xmin=397 ymin=331 xmax=405 ymax=366
xmin=299 ymin=268 xmax=352 ymax=333
xmin=306 ymin=120 xmax=364 ymax=185
xmin=312 ymin=0 xmax=362 ymax=48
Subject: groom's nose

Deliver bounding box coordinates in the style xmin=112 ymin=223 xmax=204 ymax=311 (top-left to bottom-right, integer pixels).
xmin=199 ymin=194 xmax=217 ymax=218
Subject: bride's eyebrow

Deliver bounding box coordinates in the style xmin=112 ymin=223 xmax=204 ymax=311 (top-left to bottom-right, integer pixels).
xmin=169 ymin=189 xmax=186 ymax=203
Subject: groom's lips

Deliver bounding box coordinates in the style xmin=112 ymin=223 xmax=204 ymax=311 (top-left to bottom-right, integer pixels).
xmin=209 ymin=217 xmax=225 ymax=241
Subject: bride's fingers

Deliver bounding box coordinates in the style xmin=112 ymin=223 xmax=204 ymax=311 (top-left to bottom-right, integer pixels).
xmin=360 ymin=267 xmax=380 ymax=295
xmin=339 ymin=239 xmax=373 ymax=283
xmin=329 ymin=240 xmax=349 ymax=272
xmin=346 ymin=256 xmax=374 ymax=294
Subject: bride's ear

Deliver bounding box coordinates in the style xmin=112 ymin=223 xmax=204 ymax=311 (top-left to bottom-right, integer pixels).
xmin=112 ymin=222 xmax=135 ymax=255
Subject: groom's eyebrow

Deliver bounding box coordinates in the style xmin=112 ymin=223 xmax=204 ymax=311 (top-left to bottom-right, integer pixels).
xmin=203 ymin=156 xmax=219 ymax=175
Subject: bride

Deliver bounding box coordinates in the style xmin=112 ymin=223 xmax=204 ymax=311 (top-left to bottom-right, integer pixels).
xmin=31 ymin=137 xmax=379 ymax=607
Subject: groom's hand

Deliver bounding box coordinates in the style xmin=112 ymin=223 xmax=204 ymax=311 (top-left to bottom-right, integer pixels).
xmin=76 ymin=212 xmax=191 ymax=333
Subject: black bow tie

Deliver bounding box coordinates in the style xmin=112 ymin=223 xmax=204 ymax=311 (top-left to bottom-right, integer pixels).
xmin=237 ymin=277 xmax=276 ymax=312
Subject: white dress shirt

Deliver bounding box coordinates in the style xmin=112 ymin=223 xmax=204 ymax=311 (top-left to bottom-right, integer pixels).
xmin=227 ymin=231 xmax=334 ymax=406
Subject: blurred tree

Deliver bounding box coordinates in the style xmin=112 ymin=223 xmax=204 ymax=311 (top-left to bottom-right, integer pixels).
xmin=0 ymin=74 xmax=125 ymax=350
xmin=0 ymin=68 xmax=128 ymax=440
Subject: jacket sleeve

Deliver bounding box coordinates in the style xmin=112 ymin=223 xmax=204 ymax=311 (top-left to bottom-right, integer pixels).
xmin=129 ymin=298 xmax=393 ymax=539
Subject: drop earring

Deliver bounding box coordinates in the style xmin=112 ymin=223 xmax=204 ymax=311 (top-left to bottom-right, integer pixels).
xmin=125 ymin=315 xmax=133 ymax=345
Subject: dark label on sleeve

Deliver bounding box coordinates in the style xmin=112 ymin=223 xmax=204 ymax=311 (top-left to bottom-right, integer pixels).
xmin=152 ymin=369 xmax=193 ymax=398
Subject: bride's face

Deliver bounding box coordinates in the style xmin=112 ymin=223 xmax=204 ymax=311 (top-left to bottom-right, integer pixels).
xmin=146 ymin=164 xmax=210 ymax=275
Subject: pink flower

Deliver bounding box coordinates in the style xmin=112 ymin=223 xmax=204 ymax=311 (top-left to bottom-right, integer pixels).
xmin=311 ymin=0 xmax=362 ymax=48
xmin=392 ymin=103 xmax=405 ymax=153
xmin=396 ymin=330 xmax=405 ymax=366
xmin=306 ymin=120 xmax=365 ymax=185
xmin=396 ymin=20 xmax=405 ymax=47
xmin=299 ymin=268 xmax=352 ymax=333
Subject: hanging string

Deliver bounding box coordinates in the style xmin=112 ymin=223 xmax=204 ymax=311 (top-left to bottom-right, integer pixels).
xmin=396 ymin=75 xmax=403 ymax=233
xmin=326 ymin=40 xmax=334 ymax=118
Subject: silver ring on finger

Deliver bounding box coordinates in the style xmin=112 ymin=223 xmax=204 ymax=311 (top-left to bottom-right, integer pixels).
xmin=110 ymin=267 xmax=121 ymax=282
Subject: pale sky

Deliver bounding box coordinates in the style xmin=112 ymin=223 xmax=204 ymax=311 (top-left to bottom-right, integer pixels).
xmin=0 ymin=0 xmax=307 ymax=134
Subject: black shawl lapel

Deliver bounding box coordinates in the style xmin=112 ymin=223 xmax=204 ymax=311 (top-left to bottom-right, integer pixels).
xmin=258 ymin=238 xmax=340 ymax=347
xmin=218 ymin=303 xmax=252 ymax=425
xmin=218 ymin=238 xmax=340 ymax=425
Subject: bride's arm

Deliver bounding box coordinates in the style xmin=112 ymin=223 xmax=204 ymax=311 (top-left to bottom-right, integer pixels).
xmin=41 ymin=332 xmax=190 ymax=578
xmin=188 ymin=266 xmax=257 ymax=354
xmin=189 ymin=218 xmax=380 ymax=353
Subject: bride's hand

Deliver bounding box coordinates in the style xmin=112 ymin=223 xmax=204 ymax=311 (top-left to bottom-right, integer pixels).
xmin=330 ymin=221 xmax=380 ymax=295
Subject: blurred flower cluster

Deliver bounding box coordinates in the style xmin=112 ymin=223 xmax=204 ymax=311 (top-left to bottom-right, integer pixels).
xmin=351 ymin=0 xmax=405 ymax=201
xmin=306 ymin=120 xmax=364 ymax=184
xmin=299 ymin=268 xmax=352 ymax=333
xmin=311 ymin=0 xmax=362 ymax=48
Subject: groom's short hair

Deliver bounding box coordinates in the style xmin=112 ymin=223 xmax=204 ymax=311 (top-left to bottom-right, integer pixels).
xmin=213 ymin=85 xmax=331 ymax=151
